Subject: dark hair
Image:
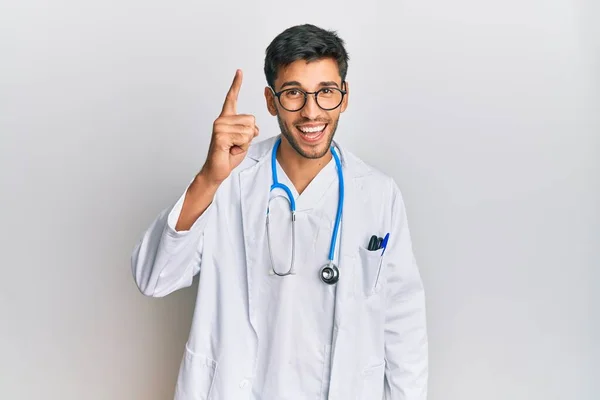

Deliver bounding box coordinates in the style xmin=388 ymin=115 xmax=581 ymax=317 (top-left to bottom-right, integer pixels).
xmin=264 ymin=24 xmax=349 ymax=88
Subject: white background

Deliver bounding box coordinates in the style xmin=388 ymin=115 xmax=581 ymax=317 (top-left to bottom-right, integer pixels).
xmin=1 ymin=0 xmax=598 ymax=399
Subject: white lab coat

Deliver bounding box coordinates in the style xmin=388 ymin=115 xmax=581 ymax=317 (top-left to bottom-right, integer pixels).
xmin=131 ymin=135 xmax=428 ymax=400
xmin=252 ymin=152 xmax=340 ymax=398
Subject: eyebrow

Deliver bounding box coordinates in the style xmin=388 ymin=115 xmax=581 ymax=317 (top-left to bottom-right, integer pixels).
xmin=279 ymin=80 xmax=340 ymax=90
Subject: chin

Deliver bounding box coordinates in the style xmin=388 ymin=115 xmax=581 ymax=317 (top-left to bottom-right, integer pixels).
xmin=277 ymin=114 xmax=337 ymax=159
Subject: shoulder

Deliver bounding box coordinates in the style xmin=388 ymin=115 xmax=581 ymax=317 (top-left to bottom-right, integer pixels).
xmin=335 ymin=141 xmax=410 ymax=224
xmin=337 ymin=142 xmax=401 ymax=198
xmin=336 ymin=143 xmax=412 ymax=232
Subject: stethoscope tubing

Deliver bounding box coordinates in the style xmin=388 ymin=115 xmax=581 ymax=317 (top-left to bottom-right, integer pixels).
xmin=266 ymin=137 xmax=344 ymax=282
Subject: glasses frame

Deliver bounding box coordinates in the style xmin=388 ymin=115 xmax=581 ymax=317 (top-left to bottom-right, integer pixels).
xmin=271 ymin=82 xmax=347 ymax=112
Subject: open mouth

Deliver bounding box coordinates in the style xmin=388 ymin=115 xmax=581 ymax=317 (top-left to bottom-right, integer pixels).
xmin=296 ymin=124 xmax=328 ymax=142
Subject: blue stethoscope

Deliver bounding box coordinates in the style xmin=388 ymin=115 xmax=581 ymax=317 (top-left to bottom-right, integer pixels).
xmin=266 ymin=137 xmax=344 ymax=284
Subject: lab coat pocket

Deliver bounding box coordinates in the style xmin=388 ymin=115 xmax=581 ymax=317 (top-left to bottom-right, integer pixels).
xmin=359 ymin=361 xmax=385 ymax=400
xmin=357 ymin=246 xmax=384 ymax=297
xmin=174 ymin=345 xmax=218 ymax=400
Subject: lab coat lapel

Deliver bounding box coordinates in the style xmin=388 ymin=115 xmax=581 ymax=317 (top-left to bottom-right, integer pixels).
xmin=238 ymin=140 xmax=275 ymax=340
xmin=328 ymin=152 xmax=361 ymax=400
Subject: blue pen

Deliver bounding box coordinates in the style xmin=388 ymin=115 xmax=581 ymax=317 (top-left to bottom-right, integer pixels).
xmin=380 ymin=233 xmax=390 ymax=255
xmin=374 ymin=233 xmax=390 ymax=289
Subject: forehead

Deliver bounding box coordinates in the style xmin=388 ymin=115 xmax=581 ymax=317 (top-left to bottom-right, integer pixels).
xmin=275 ymin=58 xmax=341 ymax=89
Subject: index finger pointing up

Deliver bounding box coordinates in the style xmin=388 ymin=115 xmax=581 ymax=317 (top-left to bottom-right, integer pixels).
xmin=220 ymin=69 xmax=243 ymax=116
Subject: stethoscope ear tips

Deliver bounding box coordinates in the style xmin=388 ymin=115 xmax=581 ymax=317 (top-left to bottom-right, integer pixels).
xmin=320 ymin=264 xmax=339 ymax=285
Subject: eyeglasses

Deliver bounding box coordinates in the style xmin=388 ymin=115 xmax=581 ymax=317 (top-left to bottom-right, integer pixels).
xmin=271 ymin=84 xmax=347 ymax=112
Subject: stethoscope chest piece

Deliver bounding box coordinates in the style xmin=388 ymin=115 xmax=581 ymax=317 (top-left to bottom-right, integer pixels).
xmin=320 ymin=263 xmax=339 ymax=285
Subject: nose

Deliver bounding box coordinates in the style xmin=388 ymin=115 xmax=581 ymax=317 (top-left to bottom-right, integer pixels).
xmin=300 ymin=94 xmax=321 ymax=119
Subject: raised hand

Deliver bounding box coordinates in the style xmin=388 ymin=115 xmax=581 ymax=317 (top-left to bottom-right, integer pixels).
xmin=200 ymin=69 xmax=259 ymax=185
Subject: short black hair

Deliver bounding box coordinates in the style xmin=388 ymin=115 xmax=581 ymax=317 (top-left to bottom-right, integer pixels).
xmin=264 ymin=24 xmax=349 ymax=89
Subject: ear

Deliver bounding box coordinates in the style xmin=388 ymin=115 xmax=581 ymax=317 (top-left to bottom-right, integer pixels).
xmin=264 ymin=86 xmax=278 ymax=116
xmin=340 ymin=81 xmax=349 ymax=113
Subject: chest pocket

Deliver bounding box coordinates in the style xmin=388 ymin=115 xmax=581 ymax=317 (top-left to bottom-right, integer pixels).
xmin=357 ymin=245 xmax=385 ymax=297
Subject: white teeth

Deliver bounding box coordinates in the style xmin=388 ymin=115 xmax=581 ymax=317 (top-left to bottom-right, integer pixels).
xmin=298 ymin=125 xmax=326 ymax=133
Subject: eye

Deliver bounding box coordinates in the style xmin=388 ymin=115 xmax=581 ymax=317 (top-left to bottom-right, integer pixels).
xmin=321 ymin=88 xmax=333 ymax=94
xmin=284 ymin=89 xmax=302 ymax=97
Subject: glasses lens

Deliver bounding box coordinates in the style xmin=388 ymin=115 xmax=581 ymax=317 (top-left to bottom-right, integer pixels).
xmin=316 ymin=88 xmax=343 ymax=110
xmin=279 ymin=89 xmax=306 ymax=111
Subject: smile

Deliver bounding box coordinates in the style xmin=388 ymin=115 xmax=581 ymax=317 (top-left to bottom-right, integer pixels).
xmin=295 ymin=124 xmax=327 ymax=142
xmin=297 ymin=124 xmax=326 ymax=133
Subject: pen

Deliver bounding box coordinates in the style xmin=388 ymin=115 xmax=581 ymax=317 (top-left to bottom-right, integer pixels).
xmin=374 ymin=233 xmax=389 ymax=289
xmin=380 ymin=233 xmax=390 ymax=256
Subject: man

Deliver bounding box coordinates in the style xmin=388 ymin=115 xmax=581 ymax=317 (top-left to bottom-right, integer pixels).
xmin=132 ymin=24 xmax=428 ymax=399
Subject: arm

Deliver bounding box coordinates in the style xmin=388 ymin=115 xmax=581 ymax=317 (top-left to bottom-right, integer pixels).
xmin=130 ymin=173 xmax=219 ymax=297
xmin=383 ymin=182 xmax=429 ymax=399
xmin=131 ymin=69 xmax=257 ymax=297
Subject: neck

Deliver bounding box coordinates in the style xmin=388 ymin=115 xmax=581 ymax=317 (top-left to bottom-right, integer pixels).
xmin=277 ymin=138 xmax=333 ymax=195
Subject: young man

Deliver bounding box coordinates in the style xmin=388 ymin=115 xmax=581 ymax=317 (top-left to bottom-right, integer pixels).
xmin=132 ymin=24 xmax=428 ymax=399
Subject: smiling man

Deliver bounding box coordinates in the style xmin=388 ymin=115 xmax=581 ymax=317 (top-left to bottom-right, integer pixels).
xmin=132 ymin=24 xmax=428 ymax=399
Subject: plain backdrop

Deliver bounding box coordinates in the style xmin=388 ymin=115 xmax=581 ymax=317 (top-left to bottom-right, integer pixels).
xmin=1 ymin=0 xmax=598 ymax=399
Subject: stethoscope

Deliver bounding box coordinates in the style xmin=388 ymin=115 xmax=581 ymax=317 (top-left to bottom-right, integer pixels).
xmin=266 ymin=137 xmax=344 ymax=285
